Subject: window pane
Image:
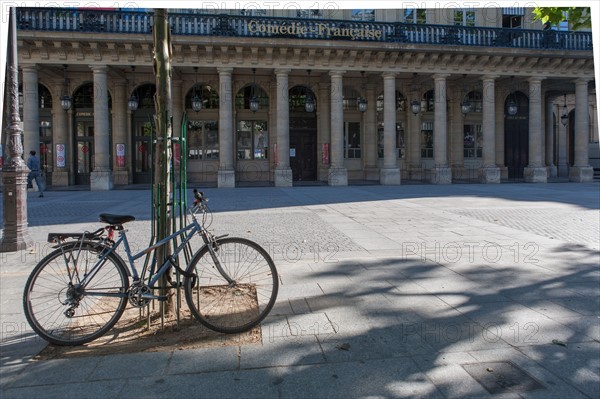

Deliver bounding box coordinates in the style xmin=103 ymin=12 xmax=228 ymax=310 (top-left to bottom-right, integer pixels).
xmin=421 ymin=121 xmax=433 ymax=158
xmin=345 ymin=122 xmax=361 ymax=159
xmin=237 ymin=121 xmax=252 ymax=160
xmin=187 ymin=120 xmax=204 ymax=159
xmin=205 ymin=121 xmax=219 ymax=159
xmin=254 ymin=121 xmax=268 ymax=159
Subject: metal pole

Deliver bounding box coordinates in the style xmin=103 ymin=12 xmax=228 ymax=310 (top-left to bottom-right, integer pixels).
xmin=1 ymin=7 xmax=32 ymax=252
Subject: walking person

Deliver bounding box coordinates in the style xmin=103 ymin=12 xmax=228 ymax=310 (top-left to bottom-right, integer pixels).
xmin=27 ymin=150 xmax=45 ymax=197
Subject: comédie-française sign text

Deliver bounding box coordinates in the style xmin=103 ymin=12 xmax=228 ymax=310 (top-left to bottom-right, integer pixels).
xmin=247 ymin=20 xmax=383 ymax=41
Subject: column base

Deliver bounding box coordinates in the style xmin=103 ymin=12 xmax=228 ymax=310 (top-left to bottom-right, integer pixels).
xmin=430 ymin=166 xmax=452 ymax=184
xmin=479 ymin=166 xmax=501 ymax=184
xmin=90 ymin=170 xmax=114 ymax=191
xmin=379 ymin=168 xmax=400 ymax=185
xmin=328 ymin=167 xmax=348 ymax=186
xmin=218 ymin=169 xmax=236 ymax=188
xmin=569 ymin=166 xmax=594 ymax=182
xmin=52 ymin=171 xmax=69 ymax=186
xmin=524 ymin=167 xmax=547 ymax=183
xmin=547 ymin=165 xmax=558 ymax=178
xmin=274 ymin=168 xmax=293 ymax=187
xmin=113 ymin=170 xmax=129 ymax=186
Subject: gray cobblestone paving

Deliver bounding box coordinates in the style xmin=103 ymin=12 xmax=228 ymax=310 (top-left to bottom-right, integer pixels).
xmin=208 ymin=212 xmax=365 ymax=254
xmin=1 ymin=183 xmax=599 ymax=399
xmin=448 ymin=208 xmax=600 ymax=248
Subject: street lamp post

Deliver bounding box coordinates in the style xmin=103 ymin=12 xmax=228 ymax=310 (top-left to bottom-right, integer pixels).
xmin=1 ymin=7 xmax=33 ymax=252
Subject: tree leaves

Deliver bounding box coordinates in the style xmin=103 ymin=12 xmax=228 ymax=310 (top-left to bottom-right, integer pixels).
xmin=532 ymin=7 xmax=592 ymax=31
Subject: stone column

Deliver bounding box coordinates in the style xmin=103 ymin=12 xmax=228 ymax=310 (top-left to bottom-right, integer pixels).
xmin=274 ymin=69 xmax=292 ymax=187
xmin=431 ymin=74 xmax=451 ymax=184
xmin=479 ymin=75 xmax=501 ymax=183
xmin=90 ymin=65 xmax=114 ymax=190
xmin=217 ymin=67 xmax=235 ymax=187
xmin=545 ymin=96 xmax=557 ymax=177
xmin=524 ymin=77 xmax=547 ymax=182
xmin=364 ymin=82 xmax=378 ymax=181
xmin=569 ymin=78 xmax=593 ymax=182
xmin=22 ymin=65 xmax=40 ymax=158
xmin=317 ymin=81 xmax=331 ymax=182
xmin=380 ymin=72 xmax=400 ymax=184
xmin=52 ymin=84 xmax=69 ymax=186
xmin=112 ymin=80 xmax=128 ymax=185
xmin=328 ymin=70 xmax=348 ymax=186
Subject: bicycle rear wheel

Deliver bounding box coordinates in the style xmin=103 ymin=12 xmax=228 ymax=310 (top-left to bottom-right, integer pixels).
xmin=184 ymin=237 xmax=278 ymax=333
xmin=23 ymin=242 xmax=129 ymax=346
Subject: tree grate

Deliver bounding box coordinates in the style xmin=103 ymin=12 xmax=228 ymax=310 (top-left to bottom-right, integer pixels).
xmin=462 ymin=361 xmax=546 ymax=394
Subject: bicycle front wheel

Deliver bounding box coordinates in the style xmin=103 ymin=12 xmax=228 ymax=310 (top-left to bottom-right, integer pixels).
xmin=184 ymin=237 xmax=278 ymax=333
xmin=23 ymin=242 xmax=129 ymax=346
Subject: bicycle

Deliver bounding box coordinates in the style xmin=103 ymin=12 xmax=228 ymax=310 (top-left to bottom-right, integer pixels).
xmin=23 ymin=190 xmax=279 ymax=346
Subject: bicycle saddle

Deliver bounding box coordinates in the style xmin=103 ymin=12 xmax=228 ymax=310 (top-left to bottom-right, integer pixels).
xmin=99 ymin=214 xmax=136 ymax=225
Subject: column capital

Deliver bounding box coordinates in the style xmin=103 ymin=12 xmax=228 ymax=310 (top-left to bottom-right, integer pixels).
xmin=89 ymin=65 xmax=108 ymax=73
xmin=21 ymin=63 xmax=38 ymax=72
xmin=274 ymin=68 xmax=291 ymax=76
xmin=217 ymin=67 xmax=234 ymax=75
xmin=329 ymin=70 xmax=346 ymax=78
xmin=432 ymin=73 xmax=450 ymax=80
xmin=527 ymin=76 xmax=545 ymax=84
xmin=382 ymin=71 xmax=397 ymax=79
xmin=481 ymin=74 xmax=499 ymax=82
xmin=574 ymin=77 xmax=590 ymax=86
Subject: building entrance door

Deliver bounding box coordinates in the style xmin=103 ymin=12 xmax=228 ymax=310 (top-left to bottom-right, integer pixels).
xmin=504 ymin=92 xmax=529 ymax=179
xmin=289 ymin=117 xmax=317 ymax=181
xmin=74 ymin=120 xmax=94 ymax=185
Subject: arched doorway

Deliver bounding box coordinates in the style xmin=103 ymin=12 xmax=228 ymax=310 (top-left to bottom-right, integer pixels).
xmin=289 ymin=86 xmax=317 ymax=181
xmin=504 ymin=91 xmax=529 ymax=179
xmin=131 ymin=84 xmax=156 ymax=184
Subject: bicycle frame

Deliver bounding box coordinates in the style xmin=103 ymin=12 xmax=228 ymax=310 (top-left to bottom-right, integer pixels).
xmin=75 ymin=204 xmax=236 ymax=298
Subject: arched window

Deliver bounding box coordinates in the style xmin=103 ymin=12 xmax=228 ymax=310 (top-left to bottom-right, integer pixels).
xmin=289 ymin=86 xmax=316 ymax=112
xmin=235 ymin=84 xmax=269 ymax=111
xmin=185 ymin=84 xmax=219 ymax=110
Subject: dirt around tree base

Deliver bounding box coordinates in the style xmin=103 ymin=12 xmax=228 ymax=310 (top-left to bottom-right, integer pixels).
xmin=35 ymin=305 xmax=262 ymax=360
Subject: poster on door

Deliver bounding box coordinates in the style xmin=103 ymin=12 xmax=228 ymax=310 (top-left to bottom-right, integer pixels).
xmin=116 ymin=143 xmax=126 ymax=167
xmin=56 ymin=143 xmax=66 ymax=167
xmin=322 ymin=143 xmax=330 ymax=165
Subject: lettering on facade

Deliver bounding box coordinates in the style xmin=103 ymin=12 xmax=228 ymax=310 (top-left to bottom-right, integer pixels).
xmin=247 ymin=21 xmax=383 ymax=41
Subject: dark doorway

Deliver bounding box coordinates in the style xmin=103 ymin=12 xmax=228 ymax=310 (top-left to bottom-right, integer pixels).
xmin=289 ymin=116 xmax=317 ymax=181
xmin=504 ymin=91 xmax=529 ymax=178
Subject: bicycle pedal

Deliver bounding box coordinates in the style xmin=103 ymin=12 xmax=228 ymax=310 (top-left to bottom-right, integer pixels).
xmin=156 ymin=295 xmax=168 ymax=302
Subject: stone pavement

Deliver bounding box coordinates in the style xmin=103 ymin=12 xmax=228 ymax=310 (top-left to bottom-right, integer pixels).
xmin=0 ymin=183 xmax=599 ymax=398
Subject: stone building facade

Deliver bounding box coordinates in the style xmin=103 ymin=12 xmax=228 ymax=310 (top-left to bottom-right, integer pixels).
xmin=11 ymin=7 xmax=598 ymax=189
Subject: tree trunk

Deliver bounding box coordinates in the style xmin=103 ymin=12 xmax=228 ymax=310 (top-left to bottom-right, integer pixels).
xmin=153 ymin=9 xmax=174 ymax=316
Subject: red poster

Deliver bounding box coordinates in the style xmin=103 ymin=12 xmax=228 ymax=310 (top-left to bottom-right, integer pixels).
xmin=322 ymin=143 xmax=330 ymax=165
xmin=173 ymin=143 xmax=181 ymax=166
xmin=116 ymin=143 xmax=126 ymax=167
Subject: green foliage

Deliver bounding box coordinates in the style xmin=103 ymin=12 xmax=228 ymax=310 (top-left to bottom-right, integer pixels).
xmin=532 ymin=7 xmax=592 ymax=31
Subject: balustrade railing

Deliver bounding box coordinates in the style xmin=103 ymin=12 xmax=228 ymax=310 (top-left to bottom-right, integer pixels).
xmin=16 ymin=8 xmax=593 ymax=51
